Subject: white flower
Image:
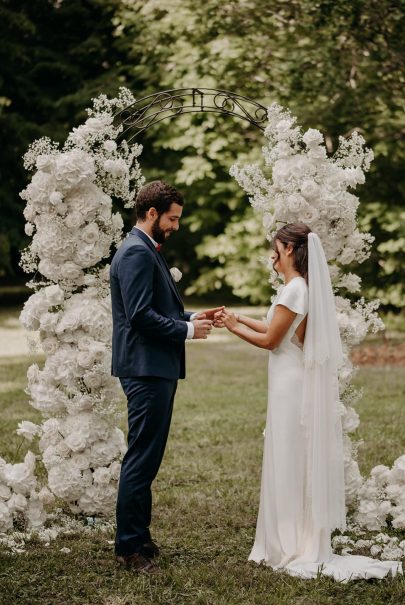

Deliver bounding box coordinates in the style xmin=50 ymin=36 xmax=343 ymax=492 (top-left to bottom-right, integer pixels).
xmin=7 ymin=493 xmax=27 ymax=513
xmin=339 ymin=247 xmax=356 ymax=265
xmin=3 ymin=452 xmax=37 ymax=496
xmin=103 ymin=140 xmax=117 ymax=153
xmin=60 ymin=261 xmax=84 ymax=282
xmin=44 ymin=285 xmax=65 ymax=306
xmin=60 ymin=547 xmax=71 ymax=554
xmin=170 ymin=267 xmax=182 ymax=282
xmin=48 ymin=463 xmax=91 ymax=501
xmin=54 ymin=150 xmax=95 ymax=192
xmin=370 ymin=545 xmax=382 ymax=556
xmin=36 ymin=154 xmax=55 ymax=173
xmin=38 ymin=486 xmax=56 ymax=507
xmin=302 ymin=128 xmax=324 ymax=148
xmin=103 ymin=159 xmax=128 ymax=178
xmin=300 ymin=204 xmax=320 ymax=224
xmin=64 ymin=211 xmax=84 ymax=229
xmin=49 ymin=191 xmax=63 ymax=205
xmin=93 ymin=467 xmax=111 ymax=485
xmin=286 ymin=194 xmax=306 ymax=213
xmin=81 ymin=223 xmax=100 ymax=245
xmin=0 ymin=485 xmax=11 ymax=501
xmin=16 ymin=421 xmax=40 ymax=442
xmin=342 ymin=406 xmax=360 ymax=433
xmin=0 ymin=501 xmax=13 ymax=532
xmin=25 ymin=222 xmax=35 ymax=236
xmin=300 ymin=179 xmax=320 ymax=200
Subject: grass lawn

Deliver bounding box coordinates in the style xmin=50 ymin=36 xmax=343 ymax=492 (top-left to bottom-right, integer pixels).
xmin=0 ymin=333 xmax=404 ymax=604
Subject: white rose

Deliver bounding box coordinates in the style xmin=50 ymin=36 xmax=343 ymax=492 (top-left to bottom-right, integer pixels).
xmin=342 ymin=406 xmax=360 ymax=433
xmin=36 ymin=154 xmax=55 ymax=173
xmin=109 ymin=461 xmax=121 ymax=481
xmin=84 ymin=117 xmax=111 ymax=134
xmin=103 ymin=159 xmax=128 ymax=178
xmin=60 ymin=261 xmax=84 ymax=282
xmin=44 ymin=284 xmax=65 ymax=306
xmin=3 ymin=452 xmax=37 ymax=496
xmin=81 ymin=223 xmax=99 ymax=244
xmin=0 ymin=501 xmax=13 ymax=532
xmin=64 ymin=211 xmax=84 ymax=229
xmin=7 ymin=493 xmax=27 ymax=513
xmin=112 ymin=212 xmax=124 ymax=232
xmin=38 ymin=259 xmax=59 ymax=281
xmin=307 ymin=146 xmax=327 ymax=161
xmin=93 ymin=467 xmax=111 ymax=485
xmin=286 ymin=194 xmax=306 ymax=213
xmin=0 ymin=484 xmax=11 ymax=501
xmin=49 ymin=191 xmax=63 ymax=205
xmin=16 ymin=421 xmax=40 ymax=442
xmin=25 ymin=222 xmax=35 ymax=236
xmin=275 ymin=119 xmax=294 ymax=138
xmin=170 ymin=267 xmax=182 ymax=282
xmin=38 ymin=486 xmax=56 ymax=507
xmin=54 ymin=150 xmax=95 ymax=192
xmin=65 ymin=431 xmax=88 ymax=453
xmin=83 ymin=370 xmax=105 ymax=390
xmin=301 ymin=204 xmax=320 ymax=224
xmin=300 ymin=179 xmax=320 ymax=200
xmin=370 ymin=545 xmax=382 ymax=556
xmin=302 ymin=128 xmax=324 ymax=148
xmin=40 ymin=336 xmax=59 ymax=355
xmin=77 ymin=350 xmax=95 ymax=369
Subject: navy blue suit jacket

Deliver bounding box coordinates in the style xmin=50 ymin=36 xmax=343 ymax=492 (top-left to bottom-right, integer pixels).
xmin=110 ymin=228 xmax=193 ymax=380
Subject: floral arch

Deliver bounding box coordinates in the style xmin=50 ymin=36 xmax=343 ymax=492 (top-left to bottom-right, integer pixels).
xmin=1 ymin=88 xmax=404 ymax=559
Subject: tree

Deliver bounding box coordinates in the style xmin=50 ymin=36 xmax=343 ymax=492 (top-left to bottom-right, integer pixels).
xmin=0 ymin=0 xmax=126 ymax=278
xmin=115 ymin=0 xmax=405 ymax=307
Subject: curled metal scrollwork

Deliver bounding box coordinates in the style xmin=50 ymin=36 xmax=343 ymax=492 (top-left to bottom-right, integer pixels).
xmin=115 ymin=88 xmax=268 ymax=142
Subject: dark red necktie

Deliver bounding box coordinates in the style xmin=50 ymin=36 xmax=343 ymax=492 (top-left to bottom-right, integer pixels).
xmin=156 ymin=244 xmax=162 ymax=252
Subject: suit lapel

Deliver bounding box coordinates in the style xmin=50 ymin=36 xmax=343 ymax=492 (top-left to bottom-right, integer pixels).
xmin=130 ymin=227 xmax=184 ymax=308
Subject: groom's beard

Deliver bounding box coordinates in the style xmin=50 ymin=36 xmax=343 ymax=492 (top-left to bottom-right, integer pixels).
xmin=151 ymin=217 xmax=173 ymax=244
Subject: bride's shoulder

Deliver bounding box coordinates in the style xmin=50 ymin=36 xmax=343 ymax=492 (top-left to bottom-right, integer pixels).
xmin=285 ymin=276 xmax=307 ymax=292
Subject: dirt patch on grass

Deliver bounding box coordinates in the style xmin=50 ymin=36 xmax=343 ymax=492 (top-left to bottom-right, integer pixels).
xmin=351 ymin=341 xmax=405 ymax=366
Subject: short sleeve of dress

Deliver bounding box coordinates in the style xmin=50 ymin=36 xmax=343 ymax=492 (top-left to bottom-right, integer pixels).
xmin=276 ymin=278 xmax=308 ymax=316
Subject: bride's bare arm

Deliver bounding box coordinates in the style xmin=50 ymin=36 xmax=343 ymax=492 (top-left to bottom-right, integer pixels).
xmin=236 ymin=314 xmax=268 ymax=333
xmin=221 ymin=306 xmax=296 ymax=350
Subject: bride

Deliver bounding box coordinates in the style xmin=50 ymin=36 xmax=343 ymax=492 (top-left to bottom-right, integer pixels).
xmin=216 ymin=223 xmax=402 ymax=581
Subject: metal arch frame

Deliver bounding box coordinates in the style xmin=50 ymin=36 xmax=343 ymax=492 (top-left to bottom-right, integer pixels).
xmin=114 ymin=88 xmax=268 ymax=142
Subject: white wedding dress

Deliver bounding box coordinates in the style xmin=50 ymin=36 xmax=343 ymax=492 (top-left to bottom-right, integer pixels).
xmin=249 ymin=276 xmax=402 ymax=582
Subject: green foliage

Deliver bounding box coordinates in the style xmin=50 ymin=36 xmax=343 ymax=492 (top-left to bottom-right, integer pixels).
xmin=115 ymin=0 xmax=405 ymax=307
xmin=0 ymin=0 xmax=127 ymax=277
xmin=1 ymin=0 xmax=403 ymax=309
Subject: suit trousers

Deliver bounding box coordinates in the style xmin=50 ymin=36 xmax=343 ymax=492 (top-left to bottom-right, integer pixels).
xmin=115 ymin=376 xmax=178 ymax=556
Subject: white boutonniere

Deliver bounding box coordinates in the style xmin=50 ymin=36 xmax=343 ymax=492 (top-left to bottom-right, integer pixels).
xmin=170 ymin=267 xmax=182 ymax=282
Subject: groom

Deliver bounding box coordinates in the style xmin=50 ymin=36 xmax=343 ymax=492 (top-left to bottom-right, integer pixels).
xmin=110 ymin=180 xmax=222 ymax=573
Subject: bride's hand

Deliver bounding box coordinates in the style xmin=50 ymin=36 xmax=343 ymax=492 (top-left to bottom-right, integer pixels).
xmin=219 ymin=309 xmax=239 ymax=332
xmin=213 ymin=310 xmax=226 ymax=328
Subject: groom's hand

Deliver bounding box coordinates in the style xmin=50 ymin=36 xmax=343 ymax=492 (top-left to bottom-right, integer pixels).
xmin=192 ymin=319 xmax=213 ymax=339
xmin=194 ymin=306 xmax=224 ymax=321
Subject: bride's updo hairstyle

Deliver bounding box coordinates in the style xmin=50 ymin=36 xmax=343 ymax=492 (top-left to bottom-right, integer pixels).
xmin=272 ymin=223 xmax=312 ymax=280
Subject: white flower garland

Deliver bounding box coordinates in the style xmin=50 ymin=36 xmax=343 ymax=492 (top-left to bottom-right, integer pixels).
xmin=0 ymin=88 xmax=144 ymax=535
xmin=0 ymin=94 xmax=403 ymax=559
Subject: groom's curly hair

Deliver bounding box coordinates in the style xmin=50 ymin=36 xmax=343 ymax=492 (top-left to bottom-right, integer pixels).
xmin=272 ymin=223 xmax=312 ymax=281
xmin=135 ymin=180 xmax=184 ymax=221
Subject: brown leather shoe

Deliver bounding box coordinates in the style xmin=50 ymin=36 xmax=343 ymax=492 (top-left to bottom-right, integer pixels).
xmin=115 ymin=552 xmax=158 ymax=574
xmin=140 ymin=540 xmax=160 ymax=559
